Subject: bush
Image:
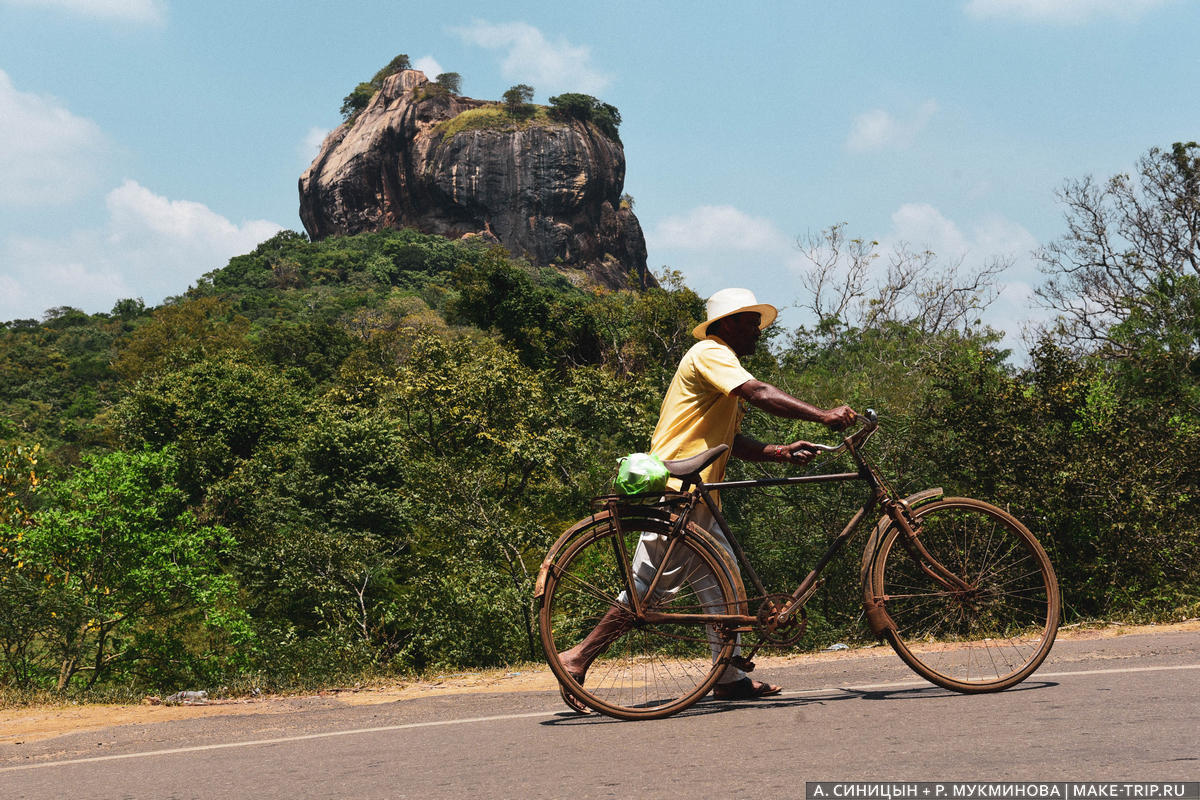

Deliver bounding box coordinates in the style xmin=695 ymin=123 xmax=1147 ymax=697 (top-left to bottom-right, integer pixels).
xmin=435 ymin=72 xmax=462 ymax=94
xmin=339 ymin=81 xmax=377 ymax=120
xmin=340 ymin=53 xmax=412 ymax=121
xmin=548 ymin=93 xmax=622 ymax=141
xmin=116 ymin=357 xmax=307 ymax=497
xmin=502 ymin=84 xmax=535 ymax=119
xmin=0 ymin=448 xmax=245 ymax=692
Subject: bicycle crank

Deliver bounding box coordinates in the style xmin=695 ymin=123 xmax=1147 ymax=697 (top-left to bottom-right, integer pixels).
xmin=755 ymin=593 xmax=808 ymax=645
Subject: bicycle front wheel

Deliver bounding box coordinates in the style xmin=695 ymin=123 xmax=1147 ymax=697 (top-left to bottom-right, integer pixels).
xmin=539 ymin=512 xmax=740 ymax=720
xmin=870 ymin=497 xmax=1060 ymax=692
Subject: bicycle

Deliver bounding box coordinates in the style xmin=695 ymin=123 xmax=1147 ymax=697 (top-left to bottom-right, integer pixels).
xmin=535 ymin=409 xmax=1060 ymax=720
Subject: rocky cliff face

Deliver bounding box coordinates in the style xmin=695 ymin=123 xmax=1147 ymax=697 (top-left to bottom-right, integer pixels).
xmin=299 ymin=70 xmax=653 ymax=290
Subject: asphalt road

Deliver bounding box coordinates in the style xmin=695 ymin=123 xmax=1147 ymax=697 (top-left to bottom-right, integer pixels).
xmin=2 ymin=629 xmax=1197 ymax=799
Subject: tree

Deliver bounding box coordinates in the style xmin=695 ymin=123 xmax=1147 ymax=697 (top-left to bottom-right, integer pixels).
xmin=341 ymin=53 xmax=412 ymax=121
xmin=340 ymin=82 xmax=376 ymax=120
xmin=110 ymin=298 xmax=146 ymax=319
xmin=1036 ymin=141 xmax=1200 ymax=355
xmin=216 ymin=328 xmax=656 ymax=673
xmin=547 ymin=93 xmax=622 ymax=141
xmin=42 ymin=306 xmax=90 ymax=329
xmin=371 ymin=54 xmax=411 ymax=85
xmin=0 ymin=443 xmax=38 ymax=529
xmin=343 ymin=333 xmax=653 ymax=666
xmin=434 ymin=72 xmax=462 ymax=94
xmin=502 ymin=84 xmax=535 ymax=118
xmin=117 ymin=356 xmax=307 ymax=497
xmin=219 ymin=413 xmax=415 ymax=665
xmin=794 ymin=222 xmax=1008 ymax=346
xmin=111 ymin=296 xmax=250 ymax=381
xmin=5 ymin=448 xmax=241 ymax=691
xmin=449 ymin=250 xmax=603 ymax=369
xmin=0 ymin=443 xmax=42 ymax=686
xmin=252 ymin=318 xmax=356 ymax=387
xmin=586 ymin=272 xmax=703 ymax=379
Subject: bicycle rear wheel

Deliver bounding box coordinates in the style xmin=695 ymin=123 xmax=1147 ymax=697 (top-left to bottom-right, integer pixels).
xmin=539 ymin=512 xmax=740 ymax=720
xmin=870 ymin=497 xmax=1059 ymax=692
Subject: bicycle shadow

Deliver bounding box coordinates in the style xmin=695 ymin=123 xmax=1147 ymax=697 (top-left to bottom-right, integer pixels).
xmin=539 ymin=680 xmax=1058 ymax=725
xmin=843 ymin=679 xmax=1056 ymax=702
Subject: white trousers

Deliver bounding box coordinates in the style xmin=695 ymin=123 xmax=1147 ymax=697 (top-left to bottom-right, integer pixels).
xmin=626 ymin=504 xmax=745 ymax=683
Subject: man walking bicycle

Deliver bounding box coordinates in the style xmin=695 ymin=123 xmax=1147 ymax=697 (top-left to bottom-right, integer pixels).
xmin=557 ymin=288 xmax=855 ymax=711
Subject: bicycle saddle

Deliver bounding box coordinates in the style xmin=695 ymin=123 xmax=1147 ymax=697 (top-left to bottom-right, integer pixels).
xmin=662 ymin=444 xmax=728 ymax=479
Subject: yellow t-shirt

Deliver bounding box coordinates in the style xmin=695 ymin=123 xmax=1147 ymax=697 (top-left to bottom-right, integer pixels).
xmin=649 ymin=336 xmax=754 ymax=487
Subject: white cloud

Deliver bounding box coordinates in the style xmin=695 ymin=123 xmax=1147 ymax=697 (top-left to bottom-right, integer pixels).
xmin=452 ymin=20 xmax=612 ymax=96
xmin=105 ymin=179 xmax=278 ymax=247
xmin=646 ymin=205 xmax=799 ymax=311
xmin=964 ymin=0 xmax=1171 ymax=23
xmin=886 ymin=202 xmax=971 ymax=255
xmin=299 ymin=126 xmax=329 ymax=163
xmin=648 ymin=205 xmax=790 ymax=253
xmin=884 ymin=202 xmax=1039 ymax=264
xmin=0 ymin=180 xmax=282 ymax=322
xmin=0 ymin=69 xmax=108 ymax=206
xmin=3 ymin=232 xmax=134 ymax=320
xmin=846 ymin=100 xmax=938 ymax=153
xmin=970 ymin=213 xmax=1042 ymax=258
xmin=0 ymin=0 xmax=165 ymax=24
xmin=412 ymin=56 xmax=445 ymax=79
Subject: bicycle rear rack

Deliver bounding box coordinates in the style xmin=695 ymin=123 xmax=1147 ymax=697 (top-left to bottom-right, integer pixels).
xmin=588 ymin=491 xmax=692 ymax=514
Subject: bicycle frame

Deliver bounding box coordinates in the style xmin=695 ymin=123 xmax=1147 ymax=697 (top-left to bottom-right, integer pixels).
xmin=626 ymin=418 xmax=965 ymax=644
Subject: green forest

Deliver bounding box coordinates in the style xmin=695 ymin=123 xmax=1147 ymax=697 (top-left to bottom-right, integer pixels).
xmin=1 ymin=143 xmax=1197 ymax=701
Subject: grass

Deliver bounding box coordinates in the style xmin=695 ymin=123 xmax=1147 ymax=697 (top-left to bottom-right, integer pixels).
xmin=5 ymin=607 xmax=1199 ymax=708
xmin=432 ymin=105 xmax=563 ymax=141
xmin=0 ymin=658 xmax=555 ymax=708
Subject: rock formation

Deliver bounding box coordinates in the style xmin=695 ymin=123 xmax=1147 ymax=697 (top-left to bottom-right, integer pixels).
xmin=299 ymin=70 xmax=653 ymax=290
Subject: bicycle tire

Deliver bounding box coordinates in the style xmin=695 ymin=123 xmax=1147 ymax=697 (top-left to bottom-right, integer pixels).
xmin=869 ymin=497 xmax=1060 ymax=692
xmin=539 ymin=511 xmax=741 ymax=720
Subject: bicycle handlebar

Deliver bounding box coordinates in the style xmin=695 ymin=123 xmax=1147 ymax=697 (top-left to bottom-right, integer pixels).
xmin=803 ymin=408 xmax=879 ymax=456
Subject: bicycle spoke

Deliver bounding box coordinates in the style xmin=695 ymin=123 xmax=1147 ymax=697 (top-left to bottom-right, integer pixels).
xmin=875 ymin=498 xmax=1059 ymax=692
xmin=551 ymin=564 xmax=624 ymax=608
xmin=539 ymin=515 xmax=739 ymax=719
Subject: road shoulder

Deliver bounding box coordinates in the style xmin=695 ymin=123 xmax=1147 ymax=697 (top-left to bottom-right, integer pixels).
xmin=2 ymin=619 xmax=1196 ymax=745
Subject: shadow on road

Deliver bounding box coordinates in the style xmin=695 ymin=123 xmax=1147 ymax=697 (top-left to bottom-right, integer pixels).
xmin=539 ymin=680 xmax=1058 ymax=725
xmin=845 ymin=679 xmax=1057 ymax=701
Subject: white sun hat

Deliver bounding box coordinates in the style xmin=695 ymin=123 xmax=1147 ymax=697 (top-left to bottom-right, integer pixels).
xmin=691 ymin=288 xmax=778 ymax=339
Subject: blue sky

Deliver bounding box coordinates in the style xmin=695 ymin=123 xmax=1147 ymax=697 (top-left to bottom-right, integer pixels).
xmin=1 ymin=0 xmax=1197 ymax=361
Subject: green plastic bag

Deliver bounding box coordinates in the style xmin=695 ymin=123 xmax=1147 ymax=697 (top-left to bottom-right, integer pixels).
xmin=615 ymin=452 xmax=669 ymax=495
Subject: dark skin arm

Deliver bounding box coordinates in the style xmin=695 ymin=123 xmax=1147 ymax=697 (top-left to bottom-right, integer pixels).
xmin=731 ymin=379 xmax=857 ymax=466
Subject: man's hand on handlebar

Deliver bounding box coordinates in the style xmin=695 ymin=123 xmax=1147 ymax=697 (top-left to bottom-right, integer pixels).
xmin=785 ymin=440 xmax=822 ymax=465
xmin=763 ymin=441 xmax=821 ymax=465
xmin=823 ymin=405 xmax=857 ymax=432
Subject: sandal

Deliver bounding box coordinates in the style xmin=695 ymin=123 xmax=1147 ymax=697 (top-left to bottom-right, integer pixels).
xmin=558 ymin=677 xmax=590 ymax=714
xmin=711 ymin=677 xmax=782 ymax=700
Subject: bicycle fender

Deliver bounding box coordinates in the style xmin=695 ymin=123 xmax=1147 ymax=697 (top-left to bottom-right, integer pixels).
xmin=858 ymin=487 xmax=944 ymax=639
xmin=899 ymin=486 xmax=945 ymax=511
xmin=533 ymin=506 xmax=674 ymax=599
